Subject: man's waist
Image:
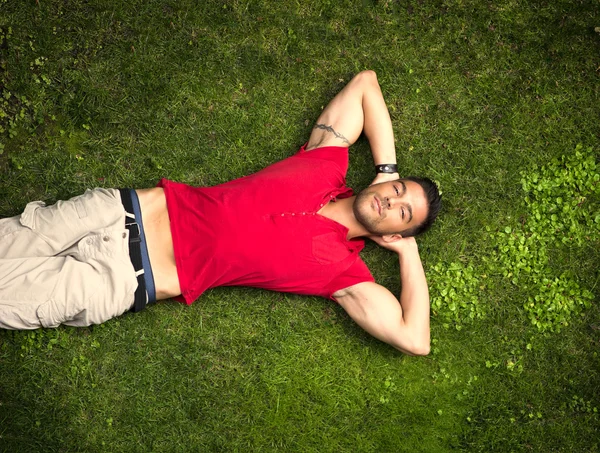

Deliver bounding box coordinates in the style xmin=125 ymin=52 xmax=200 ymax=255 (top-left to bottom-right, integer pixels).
xmin=135 ymin=187 xmax=180 ymax=300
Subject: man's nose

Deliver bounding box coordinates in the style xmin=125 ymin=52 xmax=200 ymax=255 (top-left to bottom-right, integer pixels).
xmin=384 ymin=196 xmax=399 ymax=209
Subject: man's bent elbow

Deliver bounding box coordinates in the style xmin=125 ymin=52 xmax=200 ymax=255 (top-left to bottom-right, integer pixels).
xmin=408 ymin=342 xmax=431 ymax=356
xmin=355 ymin=70 xmax=378 ymax=86
xmin=393 ymin=337 xmax=430 ymax=356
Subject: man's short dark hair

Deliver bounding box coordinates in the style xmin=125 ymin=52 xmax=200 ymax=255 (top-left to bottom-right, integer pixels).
xmin=401 ymin=176 xmax=441 ymax=237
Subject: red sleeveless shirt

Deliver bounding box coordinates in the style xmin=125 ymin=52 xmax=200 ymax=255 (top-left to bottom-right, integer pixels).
xmin=158 ymin=145 xmax=374 ymax=304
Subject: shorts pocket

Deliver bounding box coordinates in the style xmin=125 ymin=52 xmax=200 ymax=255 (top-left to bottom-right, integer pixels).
xmin=19 ymin=196 xmax=91 ymax=251
xmin=19 ymin=201 xmax=49 ymax=234
xmin=36 ymin=259 xmax=107 ymax=328
xmin=37 ymin=299 xmax=69 ymax=328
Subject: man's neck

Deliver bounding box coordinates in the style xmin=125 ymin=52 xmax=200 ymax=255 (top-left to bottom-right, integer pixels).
xmin=318 ymin=196 xmax=369 ymax=240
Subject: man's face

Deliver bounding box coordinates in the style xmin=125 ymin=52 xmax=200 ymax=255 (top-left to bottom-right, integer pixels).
xmin=353 ymin=179 xmax=429 ymax=236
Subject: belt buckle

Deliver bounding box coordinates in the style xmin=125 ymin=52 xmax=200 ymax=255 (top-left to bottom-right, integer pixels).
xmin=126 ymin=221 xmax=141 ymax=243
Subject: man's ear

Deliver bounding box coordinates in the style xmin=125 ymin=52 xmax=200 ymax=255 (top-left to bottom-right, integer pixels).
xmin=382 ymin=233 xmax=403 ymax=243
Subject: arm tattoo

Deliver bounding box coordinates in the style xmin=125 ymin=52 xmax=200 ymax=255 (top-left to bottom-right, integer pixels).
xmin=313 ymin=123 xmax=350 ymax=145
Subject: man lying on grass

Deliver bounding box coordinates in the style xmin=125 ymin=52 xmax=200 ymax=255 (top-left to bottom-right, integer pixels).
xmin=0 ymin=71 xmax=441 ymax=355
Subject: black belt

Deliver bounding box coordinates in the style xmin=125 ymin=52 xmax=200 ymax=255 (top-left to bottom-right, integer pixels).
xmin=119 ymin=189 xmax=148 ymax=313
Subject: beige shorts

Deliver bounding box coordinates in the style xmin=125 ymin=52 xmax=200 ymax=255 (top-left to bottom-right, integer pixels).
xmin=0 ymin=188 xmax=138 ymax=329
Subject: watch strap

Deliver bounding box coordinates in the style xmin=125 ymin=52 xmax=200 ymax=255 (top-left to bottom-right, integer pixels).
xmin=375 ymin=163 xmax=398 ymax=174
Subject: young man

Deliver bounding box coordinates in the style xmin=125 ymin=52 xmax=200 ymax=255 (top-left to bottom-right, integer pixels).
xmin=0 ymin=71 xmax=440 ymax=355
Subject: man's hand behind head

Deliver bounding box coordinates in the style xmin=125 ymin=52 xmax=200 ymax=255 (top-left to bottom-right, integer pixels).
xmin=370 ymin=172 xmax=400 ymax=187
xmin=369 ymin=234 xmax=418 ymax=255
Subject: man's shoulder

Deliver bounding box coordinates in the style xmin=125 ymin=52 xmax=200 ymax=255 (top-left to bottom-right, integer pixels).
xmin=296 ymin=143 xmax=349 ymax=159
xmin=251 ymin=144 xmax=350 ymax=180
xmin=288 ymin=143 xmax=350 ymax=175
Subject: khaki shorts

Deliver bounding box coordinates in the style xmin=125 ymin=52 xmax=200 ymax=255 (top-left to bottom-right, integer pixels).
xmin=0 ymin=188 xmax=138 ymax=329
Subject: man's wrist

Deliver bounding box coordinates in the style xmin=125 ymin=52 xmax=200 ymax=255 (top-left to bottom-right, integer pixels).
xmin=396 ymin=237 xmax=419 ymax=256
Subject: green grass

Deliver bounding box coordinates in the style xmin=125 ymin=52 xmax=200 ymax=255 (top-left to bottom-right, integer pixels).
xmin=1 ymin=0 xmax=599 ymax=451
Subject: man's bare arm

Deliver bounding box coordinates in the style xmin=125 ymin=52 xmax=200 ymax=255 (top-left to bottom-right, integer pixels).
xmin=306 ymin=70 xmax=400 ymax=183
xmin=333 ymin=237 xmax=430 ymax=355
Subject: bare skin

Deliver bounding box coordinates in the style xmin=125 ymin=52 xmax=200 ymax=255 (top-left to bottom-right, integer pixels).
xmin=135 ymin=188 xmax=180 ymax=300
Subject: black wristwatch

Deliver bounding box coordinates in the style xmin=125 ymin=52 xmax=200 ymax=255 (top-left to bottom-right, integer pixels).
xmin=375 ymin=164 xmax=398 ymax=174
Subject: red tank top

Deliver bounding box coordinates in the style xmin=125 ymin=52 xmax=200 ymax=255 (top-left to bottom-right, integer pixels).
xmin=158 ymin=145 xmax=374 ymax=304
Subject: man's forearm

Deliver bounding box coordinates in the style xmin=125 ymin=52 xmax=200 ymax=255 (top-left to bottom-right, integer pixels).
xmin=360 ymin=72 xmax=398 ymax=169
xmin=397 ymin=244 xmax=431 ymax=353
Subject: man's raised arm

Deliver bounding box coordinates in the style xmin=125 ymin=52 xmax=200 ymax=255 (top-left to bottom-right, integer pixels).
xmin=332 ymin=237 xmax=430 ymax=356
xmin=306 ymin=70 xmax=400 ymax=184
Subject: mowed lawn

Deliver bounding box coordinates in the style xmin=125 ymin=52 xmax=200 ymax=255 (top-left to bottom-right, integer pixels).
xmin=1 ymin=1 xmax=599 ymax=452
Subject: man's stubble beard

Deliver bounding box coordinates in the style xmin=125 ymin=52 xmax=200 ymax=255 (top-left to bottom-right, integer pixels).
xmin=353 ymin=189 xmax=387 ymax=236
